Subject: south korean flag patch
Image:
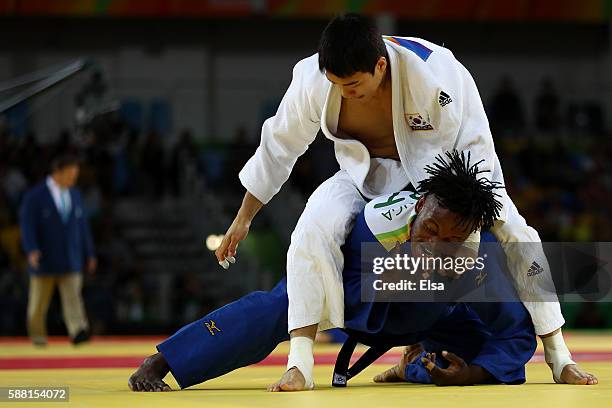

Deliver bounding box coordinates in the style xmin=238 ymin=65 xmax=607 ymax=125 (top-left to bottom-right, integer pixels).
xmin=407 ymin=113 xmax=434 ymax=131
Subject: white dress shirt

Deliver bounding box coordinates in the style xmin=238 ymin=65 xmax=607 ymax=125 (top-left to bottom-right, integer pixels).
xmin=46 ymin=176 xmax=72 ymax=221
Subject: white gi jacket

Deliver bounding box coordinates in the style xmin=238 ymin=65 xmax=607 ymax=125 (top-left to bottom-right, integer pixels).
xmin=239 ymin=36 xmax=510 ymax=222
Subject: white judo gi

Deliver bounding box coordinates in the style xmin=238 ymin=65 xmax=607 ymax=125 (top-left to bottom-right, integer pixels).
xmin=239 ymin=36 xmax=564 ymax=335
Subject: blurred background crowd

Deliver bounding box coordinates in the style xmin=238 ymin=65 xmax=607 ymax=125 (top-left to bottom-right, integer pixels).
xmin=1 ymin=0 xmax=611 ymax=337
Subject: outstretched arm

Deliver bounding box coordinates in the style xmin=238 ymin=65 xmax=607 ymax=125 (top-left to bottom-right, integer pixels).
xmin=216 ymin=56 xmax=324 ymax=267
xmin=238 ymin=56 xmax=323 ymax=206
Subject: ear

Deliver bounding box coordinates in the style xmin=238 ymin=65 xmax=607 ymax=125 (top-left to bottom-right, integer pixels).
xmin=376 ymin=56 xmax=387 ymax=72
xmin=415 ymin=196 xmax=426 ymax=214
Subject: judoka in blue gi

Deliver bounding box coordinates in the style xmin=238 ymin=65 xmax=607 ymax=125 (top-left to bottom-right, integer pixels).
xmin=128 ymin=151 xmax=542 ymax=392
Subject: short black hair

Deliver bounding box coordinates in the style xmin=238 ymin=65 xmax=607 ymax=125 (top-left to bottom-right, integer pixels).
xmin=318 ymin=13 xmax=388 ymax=78
xmin=417 ymin=150 xmax=504 ymax=232
xmin=51 ymin=153 xmax=81 ymax=172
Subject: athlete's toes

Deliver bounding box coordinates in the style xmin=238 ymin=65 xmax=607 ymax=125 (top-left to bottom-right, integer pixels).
xmin=152 ymin=380 xmax=170 ymax=392
xmin=586 ymin=373 xmax=598 ymax=385
xmin=131 ymin=380 xmax=144 ymax=392
xmin=267 ymin=382 xmax=281 ymax=392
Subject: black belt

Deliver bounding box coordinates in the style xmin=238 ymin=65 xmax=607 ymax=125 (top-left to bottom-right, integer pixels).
xmin=331 ymin=329 xmax=412 ymax=387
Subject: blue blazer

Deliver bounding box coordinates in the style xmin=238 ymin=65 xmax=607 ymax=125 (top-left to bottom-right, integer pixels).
xmin=19 ymin=181 xmax=95 ymax=275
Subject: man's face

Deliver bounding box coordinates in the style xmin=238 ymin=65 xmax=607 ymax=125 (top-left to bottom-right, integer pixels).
xmin=410 ymin=194 xmax=474 ymax=258
xmin=325 ymin=57 xmax=387 ymax=100
xmin=411 ymin=195 xmax=473 ymax=243
xmin=410 ymin=195 xmax=477 ymax=277
xmin=55 ymin=165 xmax=80 ymax=188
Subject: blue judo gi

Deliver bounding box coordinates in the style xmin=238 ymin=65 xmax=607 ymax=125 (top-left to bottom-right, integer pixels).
xmin=157 ymin=211 xmax=536 ymax=389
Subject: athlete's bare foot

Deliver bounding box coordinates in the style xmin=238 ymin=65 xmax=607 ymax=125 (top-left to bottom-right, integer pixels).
xmin=552 ymin=363 xmax=598 ymax=385
xmin=268 ymin=367 xmax=310 ymax=391
xmin=128 ymin=353 xmax=172 ymax=392
xmin=373 ymin=344 xmax=424 ymax=383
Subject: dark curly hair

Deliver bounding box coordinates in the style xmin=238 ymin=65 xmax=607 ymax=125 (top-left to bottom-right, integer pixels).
xmin=417 ymin=150 xmax=504 ymax=232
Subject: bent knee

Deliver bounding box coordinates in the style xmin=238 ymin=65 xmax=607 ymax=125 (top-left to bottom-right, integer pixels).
xmin=296 ymin=197 xmax=364 ymax=239
xmin=293 ymin=204 xmax=361 ymax=246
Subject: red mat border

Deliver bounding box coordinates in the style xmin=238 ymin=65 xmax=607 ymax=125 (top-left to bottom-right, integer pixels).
xmin=0 ymin=336 xmax=166 ymax=345
xmin=1 ymin=351 xmax=612 ymax=370
xmin=0 ymin=332 xmax=577 ymax=345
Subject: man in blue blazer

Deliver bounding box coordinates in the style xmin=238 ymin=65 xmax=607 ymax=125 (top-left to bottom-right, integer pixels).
xmin=20 ymin=154 xmax=96 ymax=346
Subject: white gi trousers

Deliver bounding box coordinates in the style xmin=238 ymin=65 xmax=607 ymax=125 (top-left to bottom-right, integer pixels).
xmin=287 ymin=170 xmax=367 ymax=331
xmin=287 ymin=171 xmax=565 ymax=336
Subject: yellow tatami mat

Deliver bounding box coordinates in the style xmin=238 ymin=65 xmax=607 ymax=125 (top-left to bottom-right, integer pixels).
xmin=0 ymin=333 xmax=610 ymax=408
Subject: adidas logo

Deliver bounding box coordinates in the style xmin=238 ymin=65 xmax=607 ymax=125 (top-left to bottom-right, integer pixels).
xmin=439 ymin=90 xmax=452 ymax=107
xmin=526 ymin=261 xmax=544 ymax=277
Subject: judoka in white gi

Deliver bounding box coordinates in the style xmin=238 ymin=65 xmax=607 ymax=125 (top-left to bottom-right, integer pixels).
xmin=215 ymin=13 xmax=595 ymax=390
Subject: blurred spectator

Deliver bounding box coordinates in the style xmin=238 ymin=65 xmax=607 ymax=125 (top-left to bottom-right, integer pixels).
xmin=488 ymin=76 xmax=526 ymax=137
xmin=19 ymin=132 xmax=45 ymax=183
xmin=141 ymin=131 xmax=166 ymax=196
xmin=170 ymin=129 xmax=199 ymax=196
xmin=19 ymin=153 xmax=96 ymax=345
xmin=1 ymin=154 xmax=28 ymax=209
xmin=75 ymin=70 xmax=110 ymax=128
xmin=224 ymin=126 xmax=256 ymax=194
xmin=534 ymin=78 xmax=561 ymax=133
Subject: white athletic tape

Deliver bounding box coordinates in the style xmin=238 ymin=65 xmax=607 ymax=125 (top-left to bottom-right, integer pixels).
xmin=227 ymin=256 xmax=236 ymax=264
xmin=218 ymin=259 xmax=229 ymax=269
xmin=543 ymin=331 xmax=575 ymax=383
xmin=287 ymin=336 xmax=315 ymax=390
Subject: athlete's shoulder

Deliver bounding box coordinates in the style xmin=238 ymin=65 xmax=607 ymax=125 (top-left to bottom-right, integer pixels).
xmin=291 ymin=53 xmax=329 ymax=99
xmin=293 ymin=53 xmax=317 ymax=70
xmin=293 ymin=54 xmax=327 ymax=83
xmin=288 ymin=54 xmax=329 ymax=116
xmin=384 ymin=36 xmax=456 ymax=64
